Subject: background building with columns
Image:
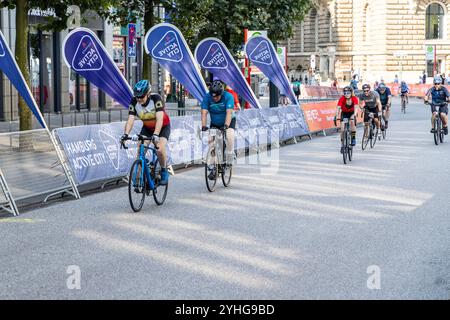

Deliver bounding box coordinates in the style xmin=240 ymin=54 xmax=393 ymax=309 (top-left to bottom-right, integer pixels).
xmin=282 ymin=0 xmax=450 ymax=85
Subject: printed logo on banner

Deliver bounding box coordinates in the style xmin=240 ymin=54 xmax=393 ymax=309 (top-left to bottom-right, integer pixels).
xmin=71 ymin=35 xmax=104 ymax=71
xmin=249 ymin=40 xmax=272 ymax=65
xmin=201 ymin=43 xmax=228 ymax=69
xmin=0 ymin=40 xmax=5 ymax=57
xmin=98 ymin=130 xmax=120 ymax=170
xmin=151 ymin=31 xmax=183 ymax=62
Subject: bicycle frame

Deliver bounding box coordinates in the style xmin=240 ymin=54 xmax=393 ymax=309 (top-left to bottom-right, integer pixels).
xmin=134 ymin=142 xmax=158 ymax=191
xmin=207 ymin=128 xmax=227 ymax=165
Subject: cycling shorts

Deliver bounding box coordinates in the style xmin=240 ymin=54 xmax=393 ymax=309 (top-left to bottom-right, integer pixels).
xmin=140 ymin=123 xmax=171 ymax=140
xmin=340 ymin=112 xmax=355 ymax=120
xmin=364 ymin=109 xmax=379 ymax=122
xmin=431 ymin=104 xmax=448 ymax=115
xmin=382 ymin=104 xmax=390 ymax=110
xmin=211 ymin=117 xmax=236 ymax=130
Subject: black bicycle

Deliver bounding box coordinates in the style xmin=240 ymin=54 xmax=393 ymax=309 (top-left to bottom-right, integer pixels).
xmin=204 ymin=128 xmax=232 ymax=192
xmin=429 ymin=103 xmax=446 ymax=145
xmin=339 ymin=117 xmax=353 ymax=164
xmin=121 ymin=134 xmax=168 ymax=212
xmin=380 ymin=108 xmax=387 ymax=140
xmin=401 ymin=94 xmax=407 ymax=114
xmin=362 ymin=112 xmax=379 ymax=150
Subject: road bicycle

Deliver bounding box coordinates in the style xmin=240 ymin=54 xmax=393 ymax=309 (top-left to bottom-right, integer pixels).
xmin=428 ymin=103 xmax=446 ymax=145
xmin=380 ymin=107 xmax=387 ymax=140
xmin=204 ymin=128 xmax=232 ymax=192
xmin=362 ymin=112 xmax=380 ymax=150
xmin=338 ymin=117 xmax=353 ymax=164
xmin=121 ymin=134 xmax=168 ymax=212
xmin=400 ymin=94 xmax=407 ymax=114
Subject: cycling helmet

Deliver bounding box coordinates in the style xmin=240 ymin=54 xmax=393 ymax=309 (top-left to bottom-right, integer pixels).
xmin=210 ymin=80 xmax=224 ymax=97
xmin=343 ymin=86 xmax=353 ymax=95
xmin=362 ymin=84 xmax=371 ymax=91
xmin=133 ymin=80 xmax=151 ymax=98
xmin=378 ymin=83 xmax=386 ymax=90
xmin=433 ymin=76 xmax=442 ymax=84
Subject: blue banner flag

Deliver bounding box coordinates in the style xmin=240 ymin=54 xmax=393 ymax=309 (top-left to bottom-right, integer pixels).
xmin=0 ymin=30 xmax=46 ymax=128
xmin=145 ymin=23 xmax=208 ymax=102
xmin=245 ymin=36 xmax=298 ymax=106
xmin=195 ymin=38 xmax=261 ymax=109
xmin=62 ymin=28 xmax=133 ymax=108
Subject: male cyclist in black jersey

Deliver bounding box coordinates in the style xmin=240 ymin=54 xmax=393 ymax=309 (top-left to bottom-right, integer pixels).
xmin=358 ymin=83 xmax=383 ymax=134
xmin=375 ymin=83 xmax=392 ymax=129
xmin=424 ymin=75 xmax=449 ymax=135
xmin=120 ymin=80 xmax=170 ymax=185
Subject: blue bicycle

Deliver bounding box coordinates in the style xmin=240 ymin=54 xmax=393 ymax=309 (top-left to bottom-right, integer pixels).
xmin=121 ymin=134 xmax=168 ymax=212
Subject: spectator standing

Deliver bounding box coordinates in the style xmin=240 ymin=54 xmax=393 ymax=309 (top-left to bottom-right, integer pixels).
xmin=394 ymin=74 xmax=399 ymax=84
xmin=422 ymin=71 xmax=427 ymax=84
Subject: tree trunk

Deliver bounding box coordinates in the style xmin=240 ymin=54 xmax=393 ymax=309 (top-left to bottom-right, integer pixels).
xmin=16 ymin=0 xmax=33 ymax=131
xmin=142 ymin=1 xmax=154 ymax=80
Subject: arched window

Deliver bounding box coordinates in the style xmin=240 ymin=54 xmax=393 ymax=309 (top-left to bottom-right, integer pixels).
xmin=426 ymin=3 xmax=445 ymax=39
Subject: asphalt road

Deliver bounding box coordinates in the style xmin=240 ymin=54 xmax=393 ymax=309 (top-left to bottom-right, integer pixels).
xmin=0 ymin=97 xmax=449 ymax=299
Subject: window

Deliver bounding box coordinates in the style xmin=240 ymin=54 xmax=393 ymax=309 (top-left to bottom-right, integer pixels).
xmin=426 ymin=3 xmax=445 ymax=39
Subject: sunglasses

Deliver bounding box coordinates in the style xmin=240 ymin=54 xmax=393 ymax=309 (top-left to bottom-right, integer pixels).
xmin=363 ymin=90 xmax=370 ymax=92
xmin=344 ymin=92 xmax=351 ymax=95
xmin=434 ymin=83 xmax=441 ymax=86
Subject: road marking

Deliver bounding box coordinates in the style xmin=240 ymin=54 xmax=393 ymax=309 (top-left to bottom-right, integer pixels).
xmin=0 ymin=218 xmax=46 ymax=224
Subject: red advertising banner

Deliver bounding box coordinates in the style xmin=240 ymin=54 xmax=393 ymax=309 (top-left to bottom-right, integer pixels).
xmin=301 ymin=100 xmax=363 ymax=132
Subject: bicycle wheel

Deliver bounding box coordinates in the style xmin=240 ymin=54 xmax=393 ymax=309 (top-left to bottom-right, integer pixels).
xmin=205 ymin=146 xmax=218 ymax=192
xmin=362 ymin=126 xmax=370 ymax=150
xmin=439 ymin=120 xmax=444 ymax=143
xmin=434 ymin=119 xmax=439 ymax=145
xmin=381 ymin=118 xmax=386 ymax=140
xmin=152 ymin=161 xmax=168 ymax=206
xmin=128 ymin=159 xmax=147 ymax=212
xmin=221 ymin=161 xmax=232 ymax=187
xmin=401 ymin=99 xmax=406 ymax=114
xmin=342 ymin=131 xmax=348 ymax=164
xmin=348 ymin=133 xmax=353 ymax=162
xmin=371 ymin=126 xmax=378 ymax=148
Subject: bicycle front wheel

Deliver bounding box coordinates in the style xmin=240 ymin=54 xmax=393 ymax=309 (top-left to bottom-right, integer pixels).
xmin=128 ymin=159 xmax=147 ymax=212
xmin=205 ymin=146 xmax=218 ymax=192
xmin=439 ymin=121 xmax=445 ymax=143
xmin=434 ymin=119 xmax=439 ymax=145
xmin=371 ymin=126 xmax=378 ymax=148
xmin=342 ymin=132 xmax=348 ymax=164
xmin=362 ymin=126 xmax=370 ymax=150
xmin=152 ymin=162 xmax=168 ymax=206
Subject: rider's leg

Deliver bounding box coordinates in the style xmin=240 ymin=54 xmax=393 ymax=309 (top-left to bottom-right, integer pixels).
xmin=156 ymin=137 xmax=169 ymax=184
xmin=350 ymin=118 xmax=356 ymax=145
xmin=340 ymin=121 xmax=345 ymax=142
xmin=385 ymin=106 xmax=390 ymax=128
xmin=225 ymin=128 xmax=235 ymax=164
xmin=441 ymin=112 xmax=448 ymax=134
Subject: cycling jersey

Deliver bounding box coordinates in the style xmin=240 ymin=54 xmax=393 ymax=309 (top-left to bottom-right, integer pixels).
xmin=400 ymin=85 xmax=409 ymax=93
xmin=225 ymin=88 xmax=240 ymax=111
xmin=338 ymin=96 xmax=358 ymax=113
xmin=426 ymin=86 xmax=450 ymax=105
xmin=358 ymin=91 xmax=380 ymax=109
xmin=375 ymin=87 xmax=392 ymax=105
xmin=128 ymin=94 xmax=170 ymax=130
xmin=201 ymin=91 xmax=235 ymax=127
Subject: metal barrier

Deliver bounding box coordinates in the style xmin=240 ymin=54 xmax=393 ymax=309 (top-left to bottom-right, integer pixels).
xmin=0 ymin=129 xmax=79 ymax=215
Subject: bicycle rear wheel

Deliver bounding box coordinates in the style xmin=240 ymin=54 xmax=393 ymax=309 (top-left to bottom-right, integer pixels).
xmin=128 ymin=159 xmax=147 ymax=212
xmin=205 ymin=146 xmax=218 ymax=192
xmin=401 ymin=99 xmax=406 ymax=113
xmin=152 ymin=161 xmax=168 ymax=206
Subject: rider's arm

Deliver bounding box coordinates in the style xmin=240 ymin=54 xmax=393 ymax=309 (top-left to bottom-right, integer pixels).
xmin=424 ymin=88 xmax=432 ymax=103
xmin=124 ymin=99 xmax=137 ymax=135
xmin=152 ymin=99 xmax=165 ymax=136
xmin=224 ymin=93 xmax=235 ymax=127
xmin=376 ymin=98 xmax=382 ymax=113
xmin=124 ymin=115 xmax=135 ymax=135
xmin=201 ymin=95 xmax=210 ymax=127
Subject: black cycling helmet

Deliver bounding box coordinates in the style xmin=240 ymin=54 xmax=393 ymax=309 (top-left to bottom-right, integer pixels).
xmin=362 ymin=84 xmax=371 ymax=91
xmin=210 ymin=80 xmax=224 ymax=97
xmin=133 ymin=80 xmax=151 ymax=98
xmin=343 ymin=86 xmax=353 ymax=95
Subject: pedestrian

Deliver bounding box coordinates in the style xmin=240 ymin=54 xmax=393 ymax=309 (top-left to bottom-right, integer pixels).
xmin=394 ymin=74 xmax=399 ymax=84
xmin=292 ymin=79 xmax=301 ymax=101
xmin=441 ymin=73 xmax=445 ymax=85
xmin=422 ymin=71 xmax=427 ymax=84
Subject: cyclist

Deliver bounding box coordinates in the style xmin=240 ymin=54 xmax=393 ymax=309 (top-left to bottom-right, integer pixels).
xmin=358 ymin=83 xmax=383 ymax=135
xmin=334 ymin=86 xmax=358 ymax=150
xmin=201 ymin=80 xmax=235 ymax=179
xmin=376 ymin=83 xmax=392 ymax=129
xmin=399 ymin=80 xmax=409 ymax=104
xmin=120 ymin=80 xmax=170 ymax=185
xmin=424 ymin=76 xmax=449 ymax=135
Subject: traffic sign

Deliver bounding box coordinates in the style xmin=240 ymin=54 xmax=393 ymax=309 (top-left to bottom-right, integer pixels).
xmin=425 ymin=45 xmax=435 ymax=61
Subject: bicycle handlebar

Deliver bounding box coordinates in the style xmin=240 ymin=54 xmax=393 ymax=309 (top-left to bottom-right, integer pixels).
xmin=120 ymin=135 xmax=159 ymax=150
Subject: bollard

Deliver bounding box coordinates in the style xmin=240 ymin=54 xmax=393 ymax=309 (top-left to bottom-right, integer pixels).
xmin=108 ymin=110 xmax=111 ymax=123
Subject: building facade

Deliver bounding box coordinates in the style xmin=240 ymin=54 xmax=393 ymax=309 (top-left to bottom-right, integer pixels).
xmin=283 ymin=0 xmax=450 ymax=85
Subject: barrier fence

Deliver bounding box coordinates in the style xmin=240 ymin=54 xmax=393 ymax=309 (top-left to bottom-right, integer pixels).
xmin=1 ymin=100 xmax=337 ymax=216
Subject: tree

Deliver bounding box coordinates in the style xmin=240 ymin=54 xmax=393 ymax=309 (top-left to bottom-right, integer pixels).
xmin=0 ymin=0 xmax=116 ymax=131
